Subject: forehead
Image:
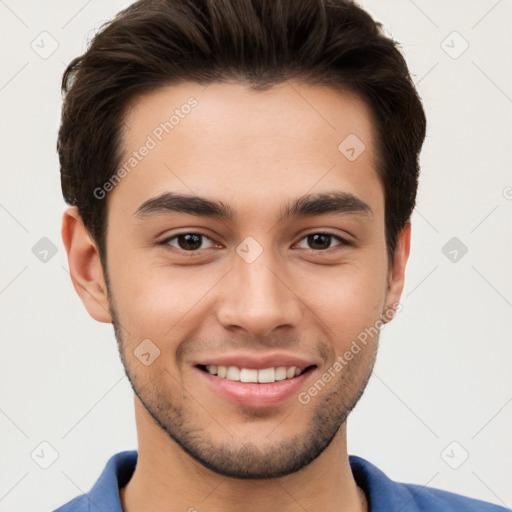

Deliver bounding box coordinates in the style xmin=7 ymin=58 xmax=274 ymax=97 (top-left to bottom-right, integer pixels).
xmin=110 ymin=80 xmax=383 ymax=222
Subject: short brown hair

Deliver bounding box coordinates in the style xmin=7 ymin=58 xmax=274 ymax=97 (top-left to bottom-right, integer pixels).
xmin=58 ymin=0 xmax=426 ymax=266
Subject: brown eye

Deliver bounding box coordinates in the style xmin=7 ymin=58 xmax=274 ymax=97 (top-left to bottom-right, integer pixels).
xmin=296 ymin=232 xmax=348 ymax=251
xmin=162 ymin=233 xmax=215 ymax=251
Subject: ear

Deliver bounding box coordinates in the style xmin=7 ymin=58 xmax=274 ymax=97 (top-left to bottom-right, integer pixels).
xmin=61 ymin=206 xmax=112 ymax=323
xmin=382 ymin=221 xmax=411 ymax=323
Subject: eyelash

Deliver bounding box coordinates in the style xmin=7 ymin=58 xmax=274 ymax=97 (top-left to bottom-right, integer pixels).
xmin=158 ymin=231 xmax=352 ymax=256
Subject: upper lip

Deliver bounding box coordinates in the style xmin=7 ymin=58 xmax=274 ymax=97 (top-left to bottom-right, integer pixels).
xmin=194 ymin=353 xmax=319 ymax=371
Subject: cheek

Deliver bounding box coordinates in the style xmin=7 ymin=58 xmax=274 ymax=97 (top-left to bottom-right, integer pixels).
xmin=108 ymin=255 xmax=215 ymax=341
xmin=297 ymin=258 xmax=388 ymax=340
xmin=107 ymin=226 xmax=389 ymax=348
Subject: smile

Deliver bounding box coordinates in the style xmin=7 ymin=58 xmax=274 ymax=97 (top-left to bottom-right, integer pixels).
xmin=195 ymin=363 xmax=318 ymax=407
xmin=199 ymin=364 xmax=308 ymax=383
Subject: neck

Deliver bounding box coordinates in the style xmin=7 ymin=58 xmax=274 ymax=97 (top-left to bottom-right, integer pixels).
xmin=120 ymin=399 xmax=367 ymax=512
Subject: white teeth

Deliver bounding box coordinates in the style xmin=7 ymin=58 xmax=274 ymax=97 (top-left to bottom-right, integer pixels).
xmin=275 ymin=367 xmax=287 ymax=380
xmin=286 ymin=367 xmax=296 ymax=378
xmin=226 ymin=366 xmax=240 ymax=381
xmin=258 ymin=367 xmax=275 ymax=383
xmin=204 ymin=364 xmax=305 ymax=383
xmin=240 ymin=368 xmax=258 ymax=383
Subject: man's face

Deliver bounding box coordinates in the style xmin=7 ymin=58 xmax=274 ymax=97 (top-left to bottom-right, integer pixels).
xmin=98 ymin=81 xmax=406 ymax=478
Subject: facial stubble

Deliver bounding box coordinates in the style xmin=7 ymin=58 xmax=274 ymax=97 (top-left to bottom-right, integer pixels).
xmin=104 ymin=273 xmax=379 ymax=479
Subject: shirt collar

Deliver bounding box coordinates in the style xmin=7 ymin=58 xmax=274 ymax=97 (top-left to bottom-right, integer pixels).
xmin=87 ymin=450 xmax=137 ymax=512
xmin=349 ymin=454 xmax=421 ymax=511
xmin=86 ymin=450 xmax=419 ymax=512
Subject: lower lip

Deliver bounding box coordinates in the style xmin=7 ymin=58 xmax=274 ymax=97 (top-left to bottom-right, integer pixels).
xmin=196 ymin=367 xmax=316 ymax=408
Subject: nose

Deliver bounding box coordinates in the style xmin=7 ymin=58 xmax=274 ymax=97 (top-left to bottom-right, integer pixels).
xmin=216 ymin=250 xmax=302 ymax=338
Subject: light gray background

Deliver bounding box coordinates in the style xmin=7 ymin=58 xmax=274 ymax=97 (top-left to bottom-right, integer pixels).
xmin=1 ymin=1 xmax=511 ymax=511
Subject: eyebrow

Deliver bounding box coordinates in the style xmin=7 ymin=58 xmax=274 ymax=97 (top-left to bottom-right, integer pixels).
xmin=133 ymin=191 xmax=372 ymax=221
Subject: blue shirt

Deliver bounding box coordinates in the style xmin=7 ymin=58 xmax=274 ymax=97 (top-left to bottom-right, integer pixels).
xmin=53 ymin=450 xmax=509 ymax=511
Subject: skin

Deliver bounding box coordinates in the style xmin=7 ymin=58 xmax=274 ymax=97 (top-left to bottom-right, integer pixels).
xmin=62 ymin=80 xmax=410 ymax=512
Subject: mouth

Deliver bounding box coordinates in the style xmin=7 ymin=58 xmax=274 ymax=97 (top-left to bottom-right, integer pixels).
xmin=195 ymin=363 xmax=318 ymax=408
xmin=196 ymin=364 xmax=317 ymax=383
